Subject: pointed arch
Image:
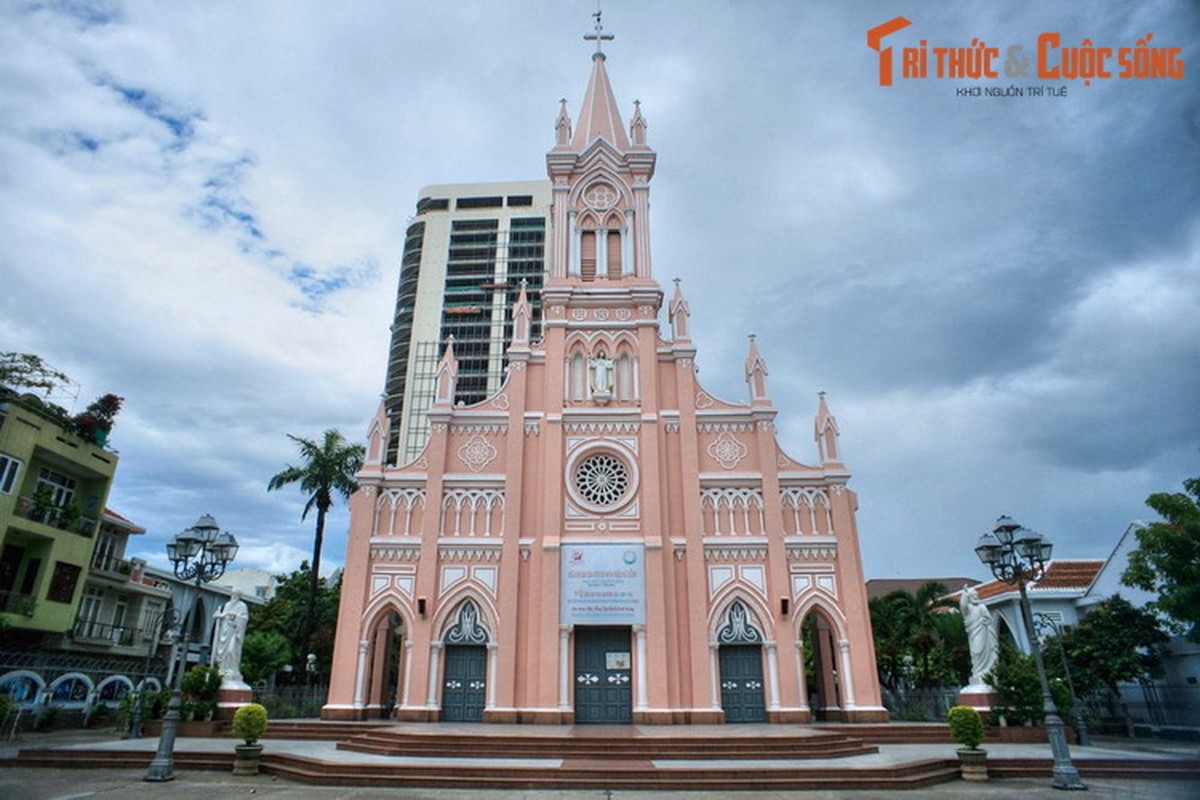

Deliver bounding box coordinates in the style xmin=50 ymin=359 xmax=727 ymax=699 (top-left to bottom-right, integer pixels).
xmin=432 ymin=589 xmax=499 ymax=645
xmin=794 ymin=597 xmax=852 ymax=720
xmin=792 ymin=594 xmax=849 ymax=640
xmin=376 ymin=487 xmax=426 ymax=537
xmin=361 ymin=594 xmax=415 ymax=636
xmin=615 ymin=348 xmax=634 ymax=402
xmin=568 ymin=348 xmax=587 ymax=401
xmin=708 ymin=587 xmax=774 ymax=643
xmin=576 ymin=209 xmax=601 ymax=230
xmin=358 ymin=599 xmax=411 ymax=718
xmin=780 ymin=487 xmax=832 ymax=536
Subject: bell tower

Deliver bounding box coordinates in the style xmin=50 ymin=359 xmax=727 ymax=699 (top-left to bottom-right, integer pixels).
xmin=546 ymin=14 xmax=656 ymax=284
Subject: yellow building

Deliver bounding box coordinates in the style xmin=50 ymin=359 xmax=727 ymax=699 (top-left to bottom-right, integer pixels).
xmin=0 ymin=391 xmax=118 ymax=638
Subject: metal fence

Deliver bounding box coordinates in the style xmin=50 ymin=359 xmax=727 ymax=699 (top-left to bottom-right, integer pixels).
xmin=252 ymin=685 xmax=328 ymax=719
xmin=1087 ymin=683 xmax=1200 ymax=735
xmin=884 ymin=681 xmax=1200 ymax=735
xmin=881 ymin=687 xmax=962 ymax=722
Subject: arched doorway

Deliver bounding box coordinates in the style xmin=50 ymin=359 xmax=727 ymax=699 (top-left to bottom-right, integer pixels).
xmin=716 ymin=600 xmax=766 ymax=723
xmin=363 ymin=608 xmax=406 ymax=718
xmin=801 ymin=608 xmax=843 ymax=721
xmin=440 ymin=600 xmax=489 ymax=722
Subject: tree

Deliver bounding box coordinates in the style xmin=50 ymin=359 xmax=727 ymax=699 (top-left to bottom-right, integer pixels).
xmin=1049 ymin=594 xmax=1167 ymax=734
xmin=267 ymin=430 xmax=364 ymax=680
xmin=0 ymin=352 xmax=71 ymax=395
xmin=986 ymin=640 xmax=1044 ymax=726
xmin=248 ymin=565 xmax=341 ymax=679
xmin=868 ymin=582 xmax=969 ymax=693
xmin=241 ymin=631 xmax=294 ymax=685
xmin=1122 ymin=476 xmax=1200 ymax=639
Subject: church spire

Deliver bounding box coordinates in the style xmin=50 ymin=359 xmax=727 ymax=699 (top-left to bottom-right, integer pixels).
xmin=814 ymin=391 xmax=841 ymax=464
xmin=572 ymin=13 xmax=629 ymax=150
xmin=669 ymin=278 xmax=691 ymax=341
xmin=554 ymin=98 xmax=572 ymax=146
xmin=744 ymin=334 xmax=770 ymax=406
xmin=433 ymin=336 xmax=459 ymax=407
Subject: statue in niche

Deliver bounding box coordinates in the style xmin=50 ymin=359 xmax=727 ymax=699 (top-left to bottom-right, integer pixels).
xmin=589 ymin=349 xmax=614 ymax=403
xmin=960 ymin=584 xmax=998 ymax=687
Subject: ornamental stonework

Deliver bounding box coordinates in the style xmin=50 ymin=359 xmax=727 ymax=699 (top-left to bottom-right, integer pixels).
xmin=707 ymin=432 xmax=748 ymax=470
xmin=458 ymin=434 xmax=498 ymax=472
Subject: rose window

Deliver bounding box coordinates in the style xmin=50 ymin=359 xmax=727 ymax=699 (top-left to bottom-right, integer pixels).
xmin=584 ymin=184 xmax=618 ymax=211
xmin=574 ymin=453 xmax=630 ymax=507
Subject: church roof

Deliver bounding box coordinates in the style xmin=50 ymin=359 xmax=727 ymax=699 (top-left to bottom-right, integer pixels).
xmin=572 ymin=53 xmax=630 ymax=151
xmin=955 ymin=559 xmax=1105 ymax=602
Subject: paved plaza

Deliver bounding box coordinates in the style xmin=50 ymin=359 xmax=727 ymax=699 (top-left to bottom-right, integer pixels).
xmin=1 ymin=728 xmax=1197 ymax=799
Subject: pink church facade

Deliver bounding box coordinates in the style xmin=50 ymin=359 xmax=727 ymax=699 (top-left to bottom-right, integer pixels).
xmin=324 ymin=47 xmax=887 ymax=725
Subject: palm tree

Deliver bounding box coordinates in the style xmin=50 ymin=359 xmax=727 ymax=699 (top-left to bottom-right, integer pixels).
xmin=267 ymin=429 xmax=364 ymax=678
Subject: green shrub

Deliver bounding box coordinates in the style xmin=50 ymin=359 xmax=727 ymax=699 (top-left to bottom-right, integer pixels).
xmin=181 ymin=665 xmax=221 ymax=702
xmin=232 ymin=703 xmax=268 ymax=745
xmin=948 ymin=705 xmax=985 ymax=749
xmin=986 ymin=647 xmax=1045 ymax=726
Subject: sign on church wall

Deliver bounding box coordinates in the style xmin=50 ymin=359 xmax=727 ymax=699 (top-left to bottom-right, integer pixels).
xmin=561 ymin=543 xmax=646 ymax=625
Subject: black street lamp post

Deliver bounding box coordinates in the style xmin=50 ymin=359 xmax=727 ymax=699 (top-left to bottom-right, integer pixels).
xmin=127 ymin=607 xmax=179 ymax=740
xmin=144 ymin=514 xmax=238 ymax=782
xmin=974 ymin=515 xmax=1086 ymax=791
xmin=1034 ymin=612 xmax=1092 ymax=747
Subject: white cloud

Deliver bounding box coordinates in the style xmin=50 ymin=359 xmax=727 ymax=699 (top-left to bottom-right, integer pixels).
xmin=2 ymin=1 xmax=1197 ymax=585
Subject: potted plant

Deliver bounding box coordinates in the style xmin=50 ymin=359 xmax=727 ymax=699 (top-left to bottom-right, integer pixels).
xmin=72 ymin=393 xmax=123 ymax=446
xmin=27 ymin=485 xmax=57 ymax=525
xmin=231 ymin=702 xmax=268 ymax=775
xmin=947 ymin=705 xmax=988 ymax=781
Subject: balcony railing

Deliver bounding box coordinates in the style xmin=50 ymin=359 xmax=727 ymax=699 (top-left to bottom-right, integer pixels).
xmin=0 ymin=590 xmax=36 ymax=616
xmin=13 ymin=495 xmax=97 ymax=537
xmin=90 ymin=553 xmax=134 ymax=578
xmin=71 ymin=619 xmax=150 ymax=647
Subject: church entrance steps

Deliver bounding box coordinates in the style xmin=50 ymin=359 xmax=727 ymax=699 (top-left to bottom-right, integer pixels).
xmin=336 ymin=724 xmax=879 ymax=760
xmin=7 ymin=739 xmax=1197 ymax=791
xmin=985 ymin=756 xmax=1200 ymax=780
xmin=139 ymin=718 xmax=390 ymax=741
xmin=260 ymin=752 xmax=960 ymax=791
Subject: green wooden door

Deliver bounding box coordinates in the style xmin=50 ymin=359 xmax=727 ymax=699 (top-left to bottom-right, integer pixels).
xmin=719 ymin=645 xmax=766 ymax=723
xmin=574 ymin=627 xmax=632 ymax=723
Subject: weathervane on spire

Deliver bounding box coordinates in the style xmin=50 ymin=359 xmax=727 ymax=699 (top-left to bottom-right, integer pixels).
xmin=584 ymin=4 xmax=614 ymax=55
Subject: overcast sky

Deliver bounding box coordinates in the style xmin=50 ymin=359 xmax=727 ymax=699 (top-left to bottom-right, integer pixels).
xmin=2 ymin=1 xmax=1197 ymax=584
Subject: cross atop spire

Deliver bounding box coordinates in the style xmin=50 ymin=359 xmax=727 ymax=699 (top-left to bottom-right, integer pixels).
xmin=584 ymin=6 xmax=614 ymax=58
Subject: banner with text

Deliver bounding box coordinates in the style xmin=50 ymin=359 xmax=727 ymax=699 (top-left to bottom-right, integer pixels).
xmin=560 ymin=543 xmax=646 ymax=625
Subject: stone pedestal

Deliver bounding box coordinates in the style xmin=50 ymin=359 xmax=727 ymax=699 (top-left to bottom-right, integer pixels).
xmin=215 ymin=680 xmax=254 ymax=720
xmin=957 ymin=684 xmax=998 ymax=713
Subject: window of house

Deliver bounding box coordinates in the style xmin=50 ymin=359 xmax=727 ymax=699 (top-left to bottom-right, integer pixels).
xmin=36 ymin=468 xmax=76 ymax=507
xmin=0 ymin=454 xmax=21 ymax=494
xmin=78 ymin=587 xmax=104 ymax=637
xmin=47 ymin=561 xmax=81 ymax=603
xmin=92 ymin=531 xmax=118 ymax=571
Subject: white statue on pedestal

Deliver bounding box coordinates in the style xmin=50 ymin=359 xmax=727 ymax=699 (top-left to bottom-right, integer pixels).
xmin=589 ymin=350 xmax=614 ymax=402
xmin=960 ymin=584 xmax=998 ymax=687
xmin=211 ymin=589 xmax=249 ymax=684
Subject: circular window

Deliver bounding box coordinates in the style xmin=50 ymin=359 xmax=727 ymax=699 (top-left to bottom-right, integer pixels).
xmin=574 ymin=453 xmax=630 ymax=507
